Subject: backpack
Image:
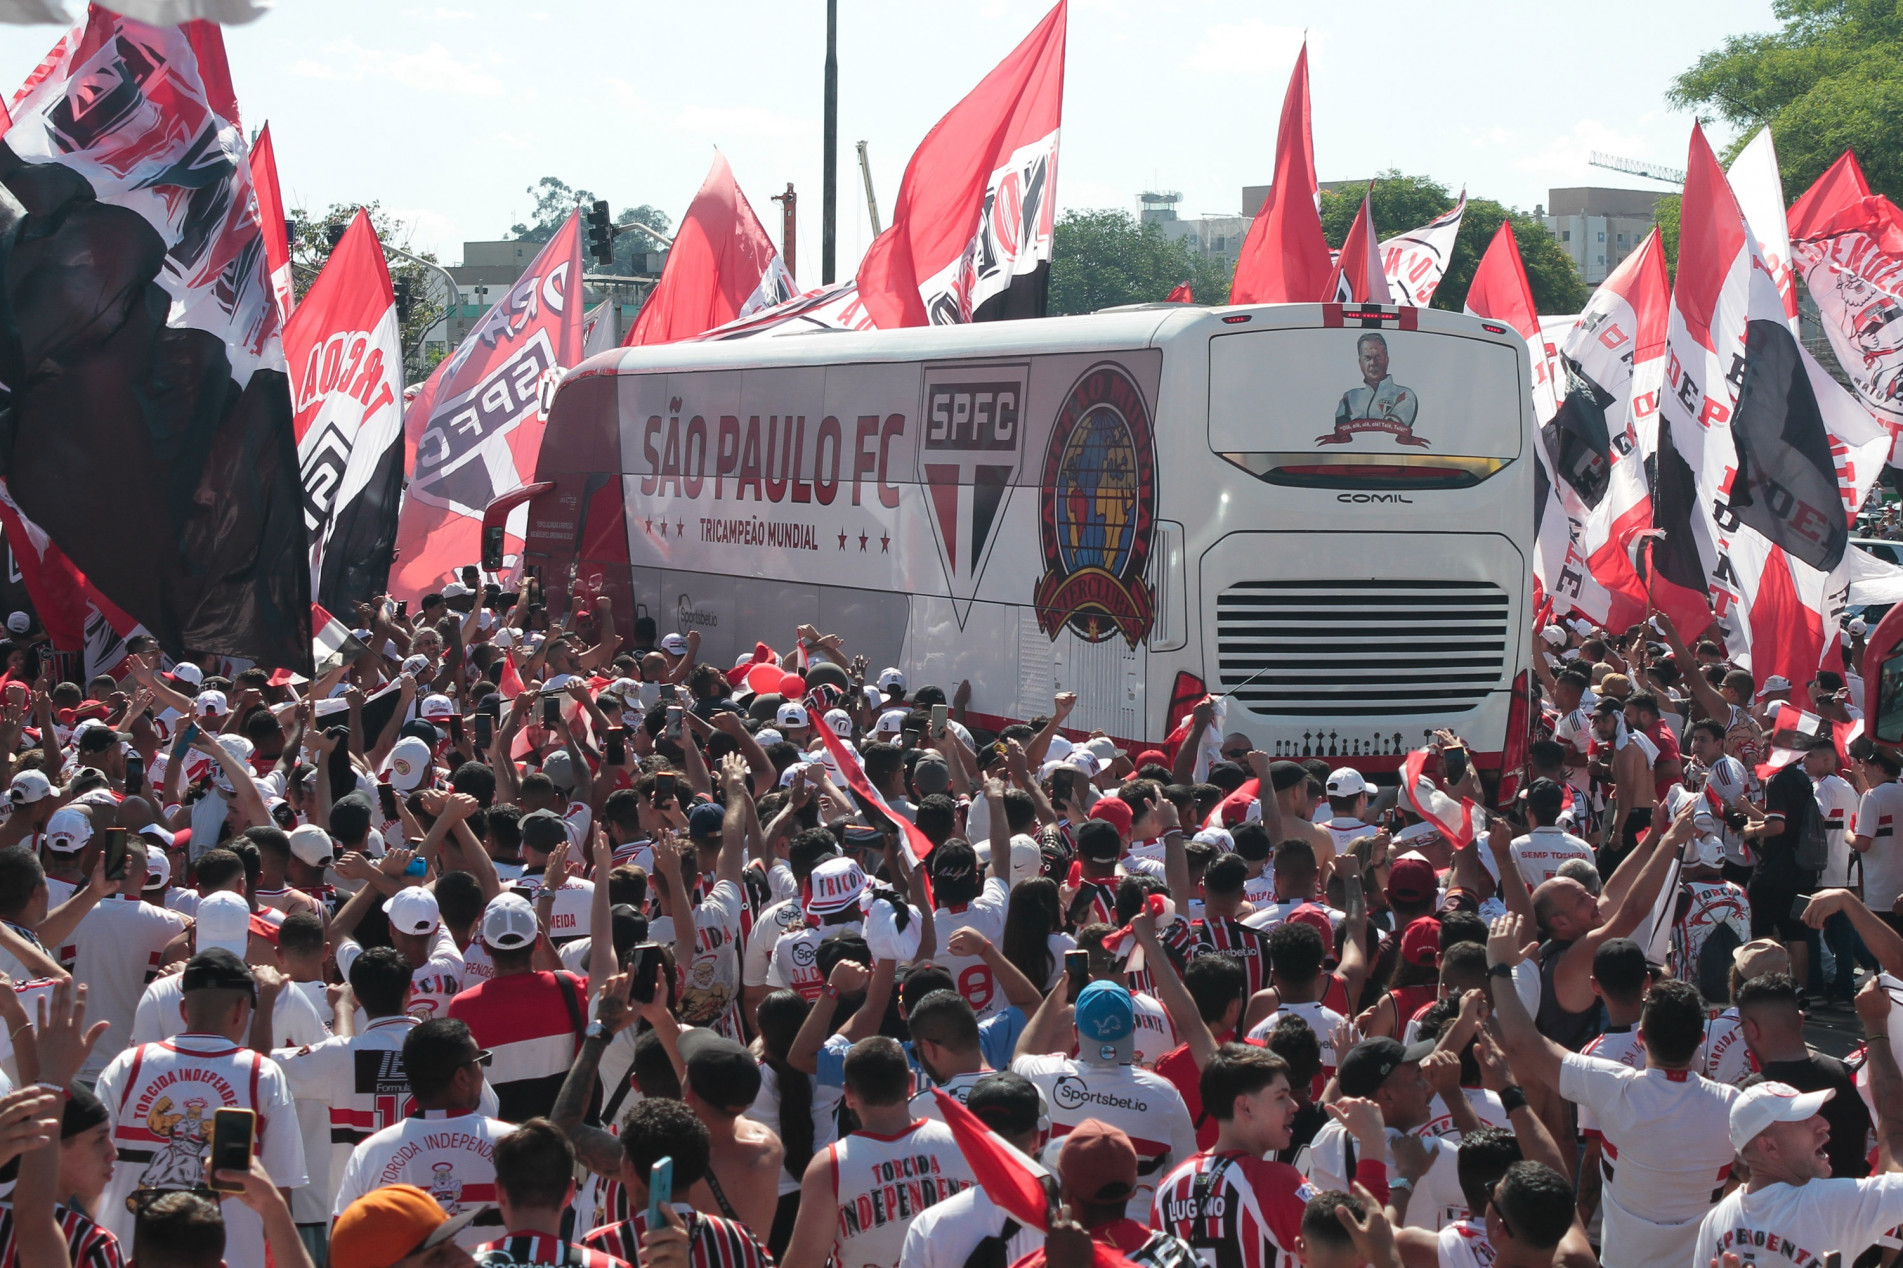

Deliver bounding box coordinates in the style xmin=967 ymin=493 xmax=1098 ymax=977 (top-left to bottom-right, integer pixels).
xmin=1695 ymin=916 xmax=1744 ymax=1005
xmin=1793 ymin=799 xmax=1829 ymax=874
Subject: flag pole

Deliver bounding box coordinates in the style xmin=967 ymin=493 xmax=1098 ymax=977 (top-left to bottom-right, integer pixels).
xmin=822 ymin=0 xmax=838 ymax=284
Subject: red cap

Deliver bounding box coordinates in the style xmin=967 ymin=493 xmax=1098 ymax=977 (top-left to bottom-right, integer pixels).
xmin=1056 ymin=1118 xmax=1138 ymax=1206
xmin=1286 ymin=903 xmax=1334 ymax=942
xmin=1387 ymin=857 xmax=1438 ymax=905
xmin=1399 ymin=915 xmax=1442 ymax=967
xmin=1134 ymin=749 xmax=1169 ymax=770
xmin=1089 ymin=796 xmax=1134 ymax=841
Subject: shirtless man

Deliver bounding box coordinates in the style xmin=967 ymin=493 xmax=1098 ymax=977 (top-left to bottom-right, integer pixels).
xmin=1587 ymin=697 xmax=1657 ymax=874
xmin=674 ymin=1026 xmax=784 ymax=1232
xmin=1249 ymin=752 xmax=1337 ymax=887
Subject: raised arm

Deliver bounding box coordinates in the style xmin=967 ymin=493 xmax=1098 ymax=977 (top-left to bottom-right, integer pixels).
xmin=1486 ymin=913 xmax=1566 ymax=1092
xmin=1656 ymin=610 xmax=1727 ymax=724
xmin=1855 ymin=979 xmax=1903 ymax=1171
xmin=1134 ymin=909 xmax=1217 ymax=1069
xmin=550 ymin=970 xmax=639 ymax=1178
xmin=1804 ymin=889 xmax=1903 ymax=979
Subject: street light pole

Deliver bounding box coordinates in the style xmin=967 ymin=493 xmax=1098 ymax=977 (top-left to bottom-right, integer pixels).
xmin=822 ymin=0 xmax=837 ymax=285
xmin=382 ymin=242 xmax=462 ymax=361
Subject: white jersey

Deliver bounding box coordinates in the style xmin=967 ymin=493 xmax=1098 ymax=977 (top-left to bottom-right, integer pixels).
xmin=1672 ymin=882 xmax=1750 ymax=992
xmin=1857 ymin=779 xmax=1903 ymax=913
xmin=1698 ymin=1010 xmax=1758 ymax=1087
xmin=1132 ymin=990 xmax=1176 ymax=1069
xmin=1693 ymin=1174 xmax=1903 ymax=1268
xmin=908 ymin=1068 xmax=992 ymax=1123
xmin=1576 ymin=1025 xmax=1646 ymax=1138
xmin=825 ymin=1119 xmax=974 ymax=1268
xmin=1324 ymin=817 xmax=1377 ymax=854
xmin=1557 ymin=1053 xmax=1737 ymax=1268
xmin=1435 ymin=1217 xmax=1495 ymax=1268
xmin=1246 ymin=1001 xmax=1347 ymax=1089
xmin=1814 ymin=773 xmax=1860 ymax=888
xmin=95 ymin=1033 xmax=306 ymax=1268
xmin=1508 ymin=827 xmax=1595 ymax=887
xmin=69 ymin=895 xmax=191 ymax=1080
xmin=1308 ymin=1120 xmax=1466 ymax=1230
xmin=681 ymin=877 xmax=746 ymax=1039
xmin=332 ymin=1108 xmax=512 ymax=1253
xmin=898 ymin=1183 xmax=1040 ymax=1268
xmin=742 ymin=895 xmax=807 ymax=990
xmin=769 ymin=919 xmax=863 ymax=1002
xmin=932 ymin=877 xmax=1011 ymax=1016
xmin=1012 ymin=1053 xmax=1196 ymax=1222
xmin=1418 ymin=1087 xmax=1509 ymax=1141
xmin=132 ymin=971 xmax=330 ymax=1049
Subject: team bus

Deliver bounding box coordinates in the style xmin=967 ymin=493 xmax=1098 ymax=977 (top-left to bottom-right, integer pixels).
xmin=505 ymin=301 xmax=1536 ymax=773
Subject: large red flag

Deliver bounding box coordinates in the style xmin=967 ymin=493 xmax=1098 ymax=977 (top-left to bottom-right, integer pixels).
xmin=627 ymin=152 xmax=796 ymax=346
xmin=286 ymin=208 xmax=405 ymax=611
xmin=1325 ymin=191 xmax=1390 ymax=303
xmin=856 ymin=1 xmax=1064 ymax=329
xmin=1229 ymin=44 xmax=1331 ymax=304
xmin=391 ymin=212 xmax=587 ymax=598
xmin=251 ymin=121 xmax=294 ymax=323
xmin=1788 ymin=150 xmax=1872 ymax=239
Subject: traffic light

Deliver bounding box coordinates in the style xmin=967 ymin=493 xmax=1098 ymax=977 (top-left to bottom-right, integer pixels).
xmin=394 ymin=278 xmax=413 ymax=324
xmin=324 ymin=219 xmax=346 ymax=249
xmin=586 ymin=200 xmax=614 ymax=267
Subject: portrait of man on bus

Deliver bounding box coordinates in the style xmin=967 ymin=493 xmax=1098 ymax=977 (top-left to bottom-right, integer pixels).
xmin=1335 ymin=332 xmax=1418 ymax=428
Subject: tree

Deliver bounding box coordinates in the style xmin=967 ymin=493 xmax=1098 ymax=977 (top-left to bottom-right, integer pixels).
xmin=288 ymin=201 xmax=447 ymax=380
xmin=611 ymin=205 xmax=673 ymax=277
xmin=1047 ymin=210 xmax=1235 ymax=315
xmin=511 ymin=176 xmax=672 ymax=276
xmin=1317 ymin=172 xmax=1589 ymax=314
xmin=1670 ymin=1 xmax=1903 ymax=203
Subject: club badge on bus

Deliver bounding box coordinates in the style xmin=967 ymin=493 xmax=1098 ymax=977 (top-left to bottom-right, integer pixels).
xmin=1033 ymin=361 xmax=1156 ymax=649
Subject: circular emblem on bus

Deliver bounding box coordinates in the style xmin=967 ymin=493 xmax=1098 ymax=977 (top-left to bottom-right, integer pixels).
xmin=1033 ymin=361 xmax=1156 ymax=648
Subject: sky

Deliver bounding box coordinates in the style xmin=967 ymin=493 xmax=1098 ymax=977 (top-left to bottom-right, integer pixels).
xmin=0 ymin=0 xmax=1782 ymax=281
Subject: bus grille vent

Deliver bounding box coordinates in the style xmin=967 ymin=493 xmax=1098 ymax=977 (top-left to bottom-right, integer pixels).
xmin=1215 ymin=580 xmax=1509 ymax=717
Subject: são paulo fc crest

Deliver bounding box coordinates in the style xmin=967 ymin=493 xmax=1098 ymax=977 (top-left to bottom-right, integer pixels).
xmin=918 ymin=363 xmax=1031 ymax=625
xmin=1034 ymin=362 xmax=1156 ymax=648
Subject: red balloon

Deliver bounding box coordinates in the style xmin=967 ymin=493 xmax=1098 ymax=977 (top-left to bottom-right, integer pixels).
xmin=778 ymin=673 xmax=806 ymax=698
xmin=747 ymin=661 xmax=784 ymax=695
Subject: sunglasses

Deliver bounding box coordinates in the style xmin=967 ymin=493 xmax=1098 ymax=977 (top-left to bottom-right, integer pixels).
xmin=1221 ymin=748 xmax=1250 ymax=759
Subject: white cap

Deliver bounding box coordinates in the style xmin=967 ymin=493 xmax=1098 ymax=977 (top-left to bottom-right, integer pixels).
xmin=823 ymin=708 xmax=854 ymax=738
xmin=194 ymin=690 xmax=228 ymax=718
xmin=420 ymin=694 xmax=456 ymax=720
xmin=874 ymin=709 xmax=907 ymax=737
xmin=385 ymin=736 xmax=433 ymax=792
xmin=211 ymin=735 xmax=255 ymax=794
xmin=778 ymin=760 xmax=812 ymax=788
xmin=1192 ymin=827 xmax=1235 ymax=850
xmin=661 ymin=633 xmax=689 ymax=656
xmin=1325 ymin=767 xmax=1368 ymax=797
xmin=143 ymin=850 xmax=171 ymax=891
xmin=1757 ymin=675 xmax=1793 ymax=699
xmin=137 ymin=821 xmax=176 ymax=849
xmin=1849 ymin=617 xmax=1869 ymax=637
xmin=1728 ymin=1081 xmax=1835 ymax=1151
xmin=1081 ymin=737 xmax=1122 ymax=767
xmin=440 ymin=581 xmax=469 ymax=599
xmin=166 ymin=662 xmax=204 ymax=689
xmin=1045 ymin=735 xmax=1073 ymax=761
xmin=877 ymin=668 xmax=905 ymax=692
xmin=288 ymin=824 xmax=334 ymax=868
xmin=4 ymin=612 xmax=28 ymax=635
xmin=1066 ymin=750 xmax=1103 ymax=778
xmin=385 ymin=887 xmax=443 ymax=937
xmin=195 ymin=890 xmax=251 ymax=957
xmin=1541 ymin=624 xmax=1567 ymax=647
xmin=401 ymin=654 xmax=431 ymax=678
xmin=777 ymin=702 xmax=810 ymax=729
xmin=861 ymin=684 xmax=883 ymax=711
xmin=481 ymin=893 xmax=539 ymax=950
xmin=805 ymin=856 xmax=867 ymax=915
xmin=7 ymin=770 xmax=52 ymax=805
xmin=44 ymin=806 xmax=92 ymax=852
xmin=604 ymin=677 xmax=641 ymax=705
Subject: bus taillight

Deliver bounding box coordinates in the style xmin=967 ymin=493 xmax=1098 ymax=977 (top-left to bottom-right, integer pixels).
xmin=1498 ymin=669 xmax=1532 ymax=798
xmin=1165 ymin=671 xmax=1207 ymax=738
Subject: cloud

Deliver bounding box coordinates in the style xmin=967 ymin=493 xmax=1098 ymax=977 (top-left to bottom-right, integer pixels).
xmin=1180 ymin=19 xmax=1307 ymax=78
xmin=290 ymin=40 xmax=503 ymax=98
xmin=1514 ymin=119 xmax=1656 ymax=177
xmin=671 ymin=103 xmax=814 ymax=144
xmin=384 ymin=207 xmax=462 ymax=260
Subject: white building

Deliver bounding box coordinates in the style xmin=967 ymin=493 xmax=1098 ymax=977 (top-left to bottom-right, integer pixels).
xmin=1542 ymin=187 xmax=1659 ymax=285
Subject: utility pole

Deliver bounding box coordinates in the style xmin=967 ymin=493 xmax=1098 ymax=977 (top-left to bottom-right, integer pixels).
xmin=856 ymin=141 xmax=882 ymax=236
xmin=771 ymin=183 xmax=798 ymax=281
xmin=822 ymin=0 xmax=837 ymax=284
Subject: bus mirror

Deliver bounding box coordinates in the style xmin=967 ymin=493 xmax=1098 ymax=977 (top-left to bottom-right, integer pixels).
xmin=481 ymin=524 xmax=506 ymax=573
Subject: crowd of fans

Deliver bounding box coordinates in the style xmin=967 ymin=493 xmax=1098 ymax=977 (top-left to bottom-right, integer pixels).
xmin=0 ymin=578 xmax=1890 ymax=1268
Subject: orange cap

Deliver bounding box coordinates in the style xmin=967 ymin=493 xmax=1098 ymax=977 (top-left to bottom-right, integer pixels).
xmin=330 ymin=1184 xmax=475 ymax=1268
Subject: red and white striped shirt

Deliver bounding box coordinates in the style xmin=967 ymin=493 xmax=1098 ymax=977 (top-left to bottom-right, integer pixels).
xmin=583 ymin=1206 xmax=773 ymax=1268
xmin=1151 ymin=1151 xmax=1326 ymax=1268
xmin=448 ymin=970 xmax=588 ymax=1122
xmin=476 ymin=1230 xmax=629 ymax=1266
xmin=0 ymin=1202 xmax=125 ymax=1268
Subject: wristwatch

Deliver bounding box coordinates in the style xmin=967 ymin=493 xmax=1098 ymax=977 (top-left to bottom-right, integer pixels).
xmin=584 ymin=1020 xmax=609 ymax=1041
xmin=1487 ymin=962 xmax=1515 ymax=979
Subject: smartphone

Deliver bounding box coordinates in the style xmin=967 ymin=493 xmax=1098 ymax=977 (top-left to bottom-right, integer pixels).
xmin=178 ymin=720 xmax=201 ymax=749
xmin=474 ymin=713 xmax=494 ymax=750
xmin=124 ymin=751 xmax=145 ymax=797
xmin=396 ymin=599 xmax=408 ymax=619
xmin=655 ymin=772 xmax=677 ymax=804
xmin=605 ymin=727 xmax=627 ymax=765
xmin=378 ymin=781 xmax=399 ymax=821
xmin=665 ymin=706 xmax=683 ymax=740
xmin=102 ymin=826 xmax=128 ymax=883
xmin=647 ymin=1156 xmax=674 ymax=1231
xmin=405 ymin=854 xmax=429 ymax=878
xmin=1444 ymin=745 xmax=1469 ymax=784
xmin=208 ymin=1107 xmax=256 ymax=1193
xmin=542 ymin=694 xmax=562 ymax=727
xmin=1792 ymin=894 xmax=1814 ymax=921
xmin=660 ymin=684 xmax=678 ymax=703
xmin=930 ymin=703 xmax=948 ymax=738
xmin=1065 ymin=949 xmax=1090 ymax=1002
xmin=630 ymin=941 xmax=662 ymax=1004
xmin=1344 ymin=872 xmax=1365 ymax=926
xmin=902 ymin=726 xmax=921 ymax=750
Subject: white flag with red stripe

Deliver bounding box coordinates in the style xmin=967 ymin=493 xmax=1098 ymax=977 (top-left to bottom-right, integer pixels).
xmin=1327 ymin=191 xmax=1391 ymax=304
xmin=1380 ymin=192 xmax=1465 ymax=308
xmin=812 ymin=718 xmax=937 ymax=882
xmin=1401 ymin=749 xmax=1476 ymax=847
xmin=250 ymin=121 xmax=293 ymax=322
xmin=1759 ymin=703 xmax=1862 ymax=778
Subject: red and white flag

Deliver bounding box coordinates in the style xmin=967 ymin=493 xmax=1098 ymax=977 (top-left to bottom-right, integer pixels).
xmin=1463 ymin=222 xmax=1586 ymax=618
xmin=1326 ymin=191 xmax=1391 ymax=304
xmin=1662 ymin=126 xmax=1889 ymax=689
xmin=251 ymin=121 xmax=294 ymax=323
xmin=391 ymin=211 xmax=586 ymax=597
xmin=286 ymin=208 xmax=405 ymax=611
xmin=857 ymin=1 xmax=1064 ymax=328
xmin=932 ymin=1089 xmax=1053 ymax=1230
xmin=1229 ymin=42 xmax=1330 ymax=304
xmin=1787 ymin=150 xmax=1903 ymax=465
xmin=580 ymin=301 xmax=617 ymax=358
xmin=1381 ymin=192 xmax=1465 ymax=307
xmin=812 ymin=719 xmax=937 ymax=885
xmin=1564 ymin=229 xmax=1671 ymax=632
xmin=1728 ymin=128 xmax=1799 ymax=328
xmin=1400 ymin=750 xmax=1477 ymax=848
xmin=628 ymin=151 xmax=797 ymax=346
xmin=1759 ymin=703 xmax=1862 ymax=776
xmin=1165 ymin=281 xmax=1192 ymax=303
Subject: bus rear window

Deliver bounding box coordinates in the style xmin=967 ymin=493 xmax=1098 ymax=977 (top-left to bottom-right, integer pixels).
xmin=1208 ymin=328 xmax=1522 ymax=488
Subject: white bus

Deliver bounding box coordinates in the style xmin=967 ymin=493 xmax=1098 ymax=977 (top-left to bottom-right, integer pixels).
xmin=513 ymin=300 xmax=1536 ymax=776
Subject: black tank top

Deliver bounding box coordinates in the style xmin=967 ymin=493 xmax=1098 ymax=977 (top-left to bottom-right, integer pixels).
xmin=1537 ymin=938 xmax=1604 ymax=1051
